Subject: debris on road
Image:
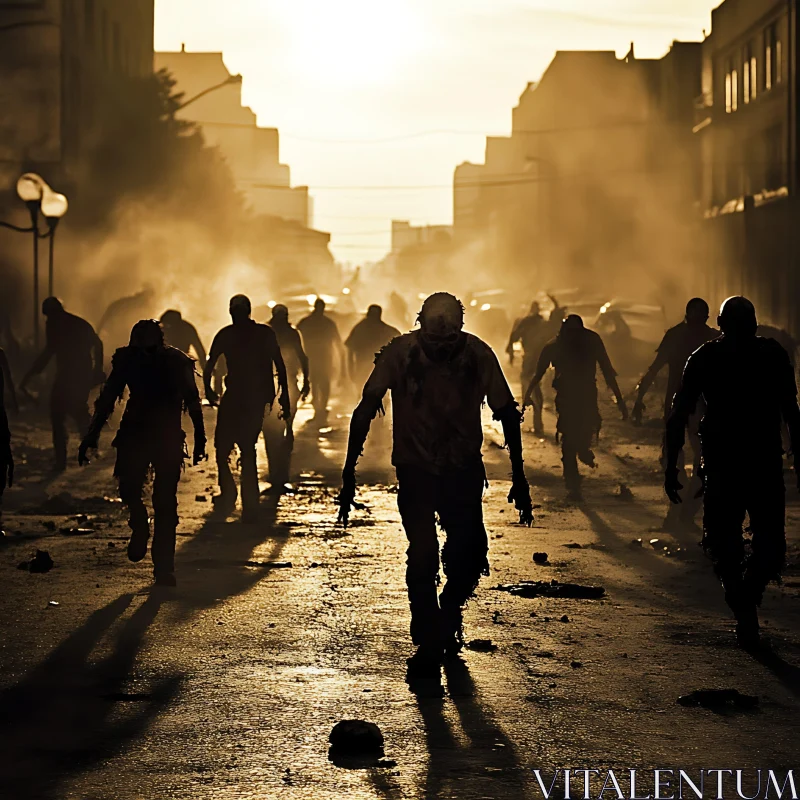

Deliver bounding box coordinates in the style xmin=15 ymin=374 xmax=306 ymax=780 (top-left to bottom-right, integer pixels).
xmin=563 ymin=542 xmax=583 ymax=549
xmin=245 ymin=560 xmax=293 ymax=569
xmin=195 ymin=494 xmax=207 ymax=502
xmin=616 ymin=483 xmax=634 ymax=501
xmin=466 ymin=639 xmax=498 ymax=653
xmin=329 ymin=720 xmax=384 ymax=756
xmin=560 ymin=615 xmax=570 ymax=623
xmin=533 ymin=552 xmax=550 ymax=564
xmin=18 ymin=550 xmax=55 ymax=573
xmin=649 ymin=538 xmax=661 ymax=548
xmin=677 ymin=689 xmax=759 ymax=710
xmin=570 ymin=660 xmax=583 ymax=669
xmin=48 ymin=600 xmax=60 ymax=607
xmin=494 ymin=580 xmax=606 ymax=600
xmin=630 ymin=538 xmax=644 ymax=548
xmin=60 ymin=528 xmax=94 ymax=536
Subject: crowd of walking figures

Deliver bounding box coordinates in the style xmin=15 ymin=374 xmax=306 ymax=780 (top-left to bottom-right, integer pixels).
xmin=0 ymin=288 xmax=796 ymax=678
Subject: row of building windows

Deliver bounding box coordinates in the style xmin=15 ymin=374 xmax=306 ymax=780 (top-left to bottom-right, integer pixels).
xmin=725 ymin=23 xmax=781 ymax=113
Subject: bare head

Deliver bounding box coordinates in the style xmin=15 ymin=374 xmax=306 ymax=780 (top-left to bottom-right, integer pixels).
xmin=41 ymin=296 xmax=64 ymax=317
xmin=314 ymin=298 xmax=326 ymax=313
xmin=229 ymin=294 xmax=251 ymax=323
xmin=367 ymin=304 xmax=382 ymax=321
xmin=417 ymin=293 xmax=464 ymax=360
xmin=718 ymin=296 xmax=757 ymax=338
xmin=160 ymin=309 xmax=182 ymax=326
xmin=271 ymin=303 xmax=289 ymax=324
xmin=561 ymin=314 xmax=585 ymax=332
xmin=129 ymin=319 xmax=164 ymax=353
xmin=685 ymin=298 xmax=710 ymax=325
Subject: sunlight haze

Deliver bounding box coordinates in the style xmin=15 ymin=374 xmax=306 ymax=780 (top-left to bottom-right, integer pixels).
xmin=154 ymin=0 xmax=720 ymax=263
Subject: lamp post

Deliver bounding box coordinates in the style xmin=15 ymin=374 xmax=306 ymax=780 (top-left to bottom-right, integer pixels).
xmin=16 ymin=173 xmax=45 ymax=349
xmin=41 ymin=188 xmax=68 ymax=297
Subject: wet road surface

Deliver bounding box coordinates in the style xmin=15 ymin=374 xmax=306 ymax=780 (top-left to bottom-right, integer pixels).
xmin=1 ymin=396 xmax=799 ymax=799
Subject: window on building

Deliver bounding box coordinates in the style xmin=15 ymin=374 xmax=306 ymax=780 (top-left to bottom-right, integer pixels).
xmin=776 ymin=38 xmax=783 ymax=83
xmin=731 ymin=67 xmax=738 ymax=111
xmin=743 ymin=48 xmax=751 ymax=103
xmin=750 ymin=48 xmax=758 ymax=100
xmin=725 ymin=70 xmax=732 ymax=113
xmin=766 ymin=24 xmax=778 ymax=90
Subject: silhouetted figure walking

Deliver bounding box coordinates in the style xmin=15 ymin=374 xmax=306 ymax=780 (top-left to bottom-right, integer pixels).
xmin=345 ymin=304 xmax=400 ymax=389
xmin=263 ymin=304 xmax=309 ymax=492
xmin=0 ymin=347 xmax=15 ymax=534
xmin=205 ymin=295 xmax=289 ymax=521
xmin=79 ymin=319 xmax=206 ymax=587
xmin=525 ymin=315 xmax=627 ymax=498
xmin=633 ymin=298 xmax=719 ymax=529
xmin=97 ymin=286 xmax=156 ymax=354
xmin=160 ymin=309 xmax=208 ymax=368
xmin=508 ymin=296 xmax=564 ymax=435
xmin=297 ymin=298 xmax=344 ymax=423
xmin=21 ymin=297 xmax=104 ymax=471
xmin=338 ymin=292 xmax=533 ymax=679
xmin=666 ymin=297 xmax=800 ymax=650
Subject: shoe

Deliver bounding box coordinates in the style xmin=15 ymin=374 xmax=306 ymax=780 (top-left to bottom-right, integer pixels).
xmin=154 ymin=572 xmax=177 ymax=588
xmin=440 ymin=607 xmax=465 ymax=659
xmin=127 ymin=526 xmax=150 ymax=563
xmin=212 ymin=493 xmax=236 ymax=513
xmin=533 ymin=427 xmax=545 ymax=438
xmin=406 ymin=646 xmax=443 ymax=680
xmin=578 ymin=449 xmax=596 ymax=468
xmin=241 ymin=509 xmax=259 ymax=524
xmin=735 ymin=605 xmax=762 ymax=651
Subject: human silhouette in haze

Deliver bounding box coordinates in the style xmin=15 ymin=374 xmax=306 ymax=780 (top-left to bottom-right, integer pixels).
xmin=79 ymin=319 xmax=206 ymax=588
xmin=21 ymin=297 xmax=104 ymax=471
xmin=666 ymin=296 xmax=800 ymax=650
xmin=345 ymin=304 xmax=400 ymax=389
xmin=297 ymin=298 xmax=344 ymax=423
xmin=160 ymin=309 xmax=207 ymax=369
xmin=525 ymin=314 xmax=627 ymax=498
xmin=204 ymin=295 xmax=289 ymax=521
xmin=338 ymin=292 xmax=534 ymax=680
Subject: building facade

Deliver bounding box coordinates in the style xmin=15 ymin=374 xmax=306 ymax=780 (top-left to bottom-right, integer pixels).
xmin=155 ymin=47 xmax=311 ymax=228
xmin=0 ymin=0 xmax=154 ymax=205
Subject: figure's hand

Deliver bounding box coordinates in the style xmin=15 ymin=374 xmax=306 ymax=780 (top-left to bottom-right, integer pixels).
xmin=300 ymin=378 xmax=311 ymax=401
xmin=631 ymin=399 xmax=645 ymax=426
xmin=78 ymin=438 xmax=97 ymax=467
xmin=508 ymin=470 xmax=534 ymax=526
xmin=279 ymin=399 xmax=292 ymax=422
xmin=205 ymin=387 xmax=219 ymax=407
xmin=665 ymin=468 xmax=683 ymax=504
xmin=337 ymin=468 xmax=366 ymax=527
xmin=193 ymin=439 xmax=208 ymax=466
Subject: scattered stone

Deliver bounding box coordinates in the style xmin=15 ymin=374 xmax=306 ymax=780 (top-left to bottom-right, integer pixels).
xmin=43 ymin=521 xmax=56 ymax=531
xmin=622 ymin=653 xmax=628 ymax=658
xmin=649 ymin=538 xmax=661 ymax=548
xmin=60 ymin=528 xmax=94 ymax=536
xmin=492 ymin=610 xmax=504 ymax=625
xmin=677 ymin=689 xmax=759 ymax=710
xmin=560 ymin=615 xmax=570 ymax=623
xmin=466 ymin=639 xmax=498 ymax=653
xmin=195 ymin=494 xmax=207 ymax=502
xmin=629 ymin=538 xmax=644 ymax=548
xmin=48 ymin=600 xmax=60 ymax=607
xmin=532 ymin=552 xmax=549 ymax=565
xmin=104 ymin=496 xmax=122 ymax=504
xmin=570 ymin=660 xmax=583 ymax=669
xmin=329 ymin=720 xmax=384 ymax=756
xmin=107 ymin=542 xmax=116 ymax=548
xmin=563 ymin=543 xmax=583 ymax=549
xmin=616 ymin=483 xmax=634 ymax=501
xmin=0 ymin=530 xmax=7 ymax=545
xmin=495 ymin=580 xmax=605 ymax=600
xmin=18 ymin=550 xmax=55 ymax=573
xmin=245 ymin=560 xmax=292 ymax=569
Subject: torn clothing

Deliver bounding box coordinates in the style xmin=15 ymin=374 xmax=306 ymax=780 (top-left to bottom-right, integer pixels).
xmin=87 ymin=345 xmax=203 ymax=448
xmin=397 ymin=465 xmax=489 ymax=649
xmin=359 ymin=331 xmax=514 ymax=473
xmin=638 ymin=321 xmax=719 ymax=417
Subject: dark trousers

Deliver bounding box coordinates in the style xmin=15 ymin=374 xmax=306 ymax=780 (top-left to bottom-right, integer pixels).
xmin=703 ymin=456 xmax=786 ymax=613
xmin=215 ymin=393 xmax=266 ymax=515
xmin=115 ymin=438 xmax=183 ymax=576
xmin=51 ymin=381 xmax=91 ymax=468
xmin=310 ymin=367 xmax=331 ymax=417
xmin=397 ymin=465 xmax=489 ymax=649
xmin=263 ymin=408 xmax=291 ymax=488
xmin=521 ymin=355 xmax=544 ymax=433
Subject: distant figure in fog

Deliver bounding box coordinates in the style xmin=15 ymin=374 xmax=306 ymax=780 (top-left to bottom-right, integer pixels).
xmin=507 ymin=295 xmax=565 ymax=436
xmin=525 ymin=315 xmax=627 ymax=499
xmin=0 ymin=347 xmax=15 ymax=533
xmin=297 ymin=298 xmax=344 ymax=424
xmin=388 ymin=291 xmax=410 ymax=331
xmin=345 ymin=305 xmax=400 ymax=389
xmin=205 ymin=295 xmax=289 ymax=521
xmin=666 ymin=297 xmax=800 ymax=650
xmin=633 ymin=298 xmax=719 ymax=530
xmin=79 ymin=319 xmax=206 ymax=588
xmin=97 ymin=286 xmax=156 ymax=353
xmin=757 ymin=323 xmax=797 ymax=367
xmin=21 ymin=298 xmax=104 ymax=471
xmin=338 ymin=292 xmax=533 ymax=681
xmin=160 ymin=310 xmax=207 ymax=368
xmin=263 ymin=304 xmax=309 ymax=492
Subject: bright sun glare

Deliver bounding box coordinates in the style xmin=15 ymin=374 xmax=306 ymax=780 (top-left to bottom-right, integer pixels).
xmin=276 ymin=0 xmax=424 ymax=86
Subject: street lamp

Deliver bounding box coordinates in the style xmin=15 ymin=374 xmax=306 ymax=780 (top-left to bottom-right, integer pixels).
xmin=16 ymin=173 xmax=45 ymax=349
xmin=41 ymin=187 xmax=68 ymax=297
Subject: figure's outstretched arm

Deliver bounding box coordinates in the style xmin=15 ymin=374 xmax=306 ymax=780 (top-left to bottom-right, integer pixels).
xmin=523 ymin=348 xmax=552 ymax=405
xmin=633 ymin=349 xmax=667 ymax=423
xmin=80 ymin=361 xmax=127 ymax=464
xmin=203 ymin=335 xmax=222 ymax=405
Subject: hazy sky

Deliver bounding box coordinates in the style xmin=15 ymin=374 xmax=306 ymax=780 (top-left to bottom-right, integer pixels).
xmin=154 ymin=0 xmax=720 ymax=263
